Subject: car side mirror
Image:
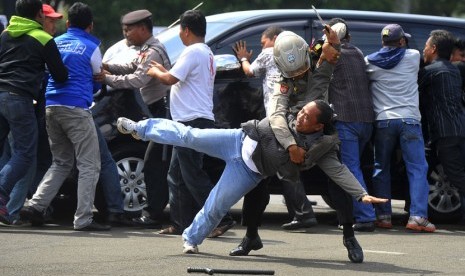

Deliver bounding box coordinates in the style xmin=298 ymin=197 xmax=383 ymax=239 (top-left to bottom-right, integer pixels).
xmin=215 ymin=54 xmax=241 ymax=72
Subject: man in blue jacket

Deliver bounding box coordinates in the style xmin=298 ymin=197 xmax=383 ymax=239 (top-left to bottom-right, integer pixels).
xmin=0 ymin=0 xmax=68 ymax=224
xmin=20 ymin=2 xmax=109 ymax=231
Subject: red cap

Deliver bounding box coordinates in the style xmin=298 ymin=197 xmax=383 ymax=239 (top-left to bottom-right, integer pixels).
xmin=42 ymin=4 xmax=63 ymax=19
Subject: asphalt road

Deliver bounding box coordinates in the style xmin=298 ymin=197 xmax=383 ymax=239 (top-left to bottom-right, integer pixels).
xmin=1 ymin=196 xmax=464 ymax=276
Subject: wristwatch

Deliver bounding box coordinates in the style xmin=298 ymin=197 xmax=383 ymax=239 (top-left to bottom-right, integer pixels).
xmin=240 ymin=57 xmax=248 ymax=63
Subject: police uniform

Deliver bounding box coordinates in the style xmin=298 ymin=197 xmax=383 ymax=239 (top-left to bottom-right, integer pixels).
xmin=103 ymin=10 xmax=172 ymax=223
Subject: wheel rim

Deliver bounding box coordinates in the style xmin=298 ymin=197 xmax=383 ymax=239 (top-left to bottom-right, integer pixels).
xmin=116 ymin=157 xmax=146 ymax=213
xmin=428 ymin=164 xmax=461 ymax=213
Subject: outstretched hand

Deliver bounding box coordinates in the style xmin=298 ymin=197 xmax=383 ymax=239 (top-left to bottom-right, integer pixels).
xmin=233 ymin=40 xmax=253 ymax=61
xmin=361 ymin=195 xmax=389 ymax=204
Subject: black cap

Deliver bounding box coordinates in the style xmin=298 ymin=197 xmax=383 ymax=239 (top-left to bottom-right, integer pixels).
xmin=121 ymin=9 xmax=152 ymax=25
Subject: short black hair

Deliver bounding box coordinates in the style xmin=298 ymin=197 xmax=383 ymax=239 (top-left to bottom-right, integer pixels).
xmin=15 ymin=0 xmax=42 ymax=20
xmin=68 ymin=2 xmax=93 ymax=30
xmin=429 ymin=29 xmax=455 ymax=60
xmin=314 ymin=100 xmax=336 ymax=135
xmin=262 ymin=26 xmax=283 ymax=40
xmin=180 ymin=10 xmax=206 ymax=37
xmin=454 ymin=38 xmax=465 ymax=51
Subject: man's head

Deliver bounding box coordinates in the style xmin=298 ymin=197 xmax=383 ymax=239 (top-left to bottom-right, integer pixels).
xmin=423 ymin=29 xmax=456 ymax=64
xmin=15 ymin=0 xmax=43 ymax=21
xmin=67 ymin=2 xmax=93 ymax=30
xmin=178 ymin=10 xmax=206 ymax=45
xmin=381 ymin=24 xmax=411 ymax=47
xmin=328 ymin=18 xmax=349 ymax=41
xmin=451 ymin=38 xmax=465 ymax=62
xmin=273 ymin=31 xmax=311 ymax=79
xmin=296 ymin=100 xmax=334 ymax=134
xmin=121 ymin=9 xmax=153 ymax=46
xmin=42 ymin=4 xmax=62 ymax=36
xmin=260 ymin=26 xmax=283 ymax=49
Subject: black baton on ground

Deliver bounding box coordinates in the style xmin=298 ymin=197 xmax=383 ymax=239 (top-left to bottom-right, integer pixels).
xmin=187 ymin=267 xmax=275 ymax=275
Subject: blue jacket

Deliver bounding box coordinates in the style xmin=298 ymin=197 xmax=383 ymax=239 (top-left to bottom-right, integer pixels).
xmin=46 ymin=27 xmax=101 ymax=108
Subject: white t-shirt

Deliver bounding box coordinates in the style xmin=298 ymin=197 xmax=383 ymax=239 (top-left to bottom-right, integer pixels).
xmin=102 ymin=39 xmax=139 ymax=64
xmin=169 ymin=43 xmax=216 ymax=122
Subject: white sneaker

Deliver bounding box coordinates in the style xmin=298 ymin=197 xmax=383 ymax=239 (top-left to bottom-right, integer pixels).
xmin=183 ymin=240 xmax=199 ymax=254
xmin=116 ymin=117 xmax=140 ymax=140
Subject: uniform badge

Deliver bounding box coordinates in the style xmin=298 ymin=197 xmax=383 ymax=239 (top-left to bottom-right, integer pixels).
xmin=287 ymin=54 xmax=295 ymax=63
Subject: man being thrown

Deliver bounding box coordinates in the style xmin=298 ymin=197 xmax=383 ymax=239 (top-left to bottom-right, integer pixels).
xmin=116 ymin=97 xmax=387 ymax=262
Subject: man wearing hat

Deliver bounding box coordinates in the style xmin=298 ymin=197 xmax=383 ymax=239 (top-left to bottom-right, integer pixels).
xmin=3 ymin=3 xmax=64 ymax=226
xmin=0 ymin=0 xmax=68 ymax=225
xmin=94 ymin=9 xmax=172 ymax=228
xmin=365 ymin=24 xmax=436 ymax=232
xmin=42 ymin=4 xmax=63 ymax=35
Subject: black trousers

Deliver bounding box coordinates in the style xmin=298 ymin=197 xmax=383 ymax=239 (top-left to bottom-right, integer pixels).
xmin=241 ymin=169 xmax=354 ymax=226
xmin=435 ymin=136 xmax=465 ymax=196
xmin=143 ymin=99 xmax=170 ymax=219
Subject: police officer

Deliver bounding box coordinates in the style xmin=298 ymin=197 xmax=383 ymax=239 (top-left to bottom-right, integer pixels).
xmin=95 ymin=9 xmax=172 ymax=228
xmin=229 ymin=30 xmax=367 ymax=264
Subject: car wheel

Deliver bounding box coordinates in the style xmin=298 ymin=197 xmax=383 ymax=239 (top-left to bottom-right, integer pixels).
xmin=112 ymin=143 xmax=147 ymax=217
xmin=427 ymin=163 xmax=462 ymax=222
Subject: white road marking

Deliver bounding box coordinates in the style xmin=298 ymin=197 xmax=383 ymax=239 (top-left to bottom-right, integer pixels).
xmin=364 ymin=250 xmax=406 ymax=255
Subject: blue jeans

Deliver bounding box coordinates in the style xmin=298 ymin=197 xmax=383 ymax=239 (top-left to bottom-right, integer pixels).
xmin=95 ymin=124 xmax=124 ymax=214
xmin=134 ymin=118 xmax=262 ymax=246
xmin=372 ymin=119 xmax=429 ymax=218
xmin=335 ymin=121 xmax=375 ymax=223
xmin=7 ymin=137 xmax=36 ymax=222
xmin=0 ymin=92 xmax=37 ymax=202
xmin=167 ymin=118 xmax=221 ymax=231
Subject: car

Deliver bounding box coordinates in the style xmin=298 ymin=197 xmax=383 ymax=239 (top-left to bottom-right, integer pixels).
xmin=55 ymin=9 xmax=465 ymax=222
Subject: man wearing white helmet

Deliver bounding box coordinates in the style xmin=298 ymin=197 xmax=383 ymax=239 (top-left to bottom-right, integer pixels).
xmin=229 ymin=27 xmax=372 ymax=263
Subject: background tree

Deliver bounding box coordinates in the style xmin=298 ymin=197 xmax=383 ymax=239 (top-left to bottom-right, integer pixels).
xmin=1 ymin=0 xmax=464 ymax=51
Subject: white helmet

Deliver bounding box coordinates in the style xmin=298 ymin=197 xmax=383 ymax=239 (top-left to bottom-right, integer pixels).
xmin=273 ymin=31 xmax=311 ymax=78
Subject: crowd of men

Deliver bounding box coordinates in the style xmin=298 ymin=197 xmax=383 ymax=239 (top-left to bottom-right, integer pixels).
xmin=1 ymin=0 xmax=465 ymax=264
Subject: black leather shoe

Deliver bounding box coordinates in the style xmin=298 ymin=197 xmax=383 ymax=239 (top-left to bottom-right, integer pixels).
xmin=19 ymin=205 xmax=44 ymax=226
xmin=343 ymin=236 xmax=364 ymax=263
xmin=282 ymin=217 xmax=318 ymax=230
xmin=229 ymin=235 xmax=263 ymax=256
xmin=75 ymin=221 xmax=111 ymax=231
xmin=132 ymin=216 xmax=162 ymax=229
xmin=353 ymin=221 xmax=375 ymax=232
xmin=108 ymin=213 xmax=134 ymax=226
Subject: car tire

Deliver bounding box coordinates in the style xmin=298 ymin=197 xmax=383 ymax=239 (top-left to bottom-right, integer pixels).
xmin=427 ymin=163 xmax=462 ymax=223
xmin=111 ymin=142 xmax=148 ymax=217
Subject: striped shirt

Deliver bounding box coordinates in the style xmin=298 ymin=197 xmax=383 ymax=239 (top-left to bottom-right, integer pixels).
xmin=328 ymin=42 xmax=374 ymax=122
xmin=418 ymin=58 xmax=465 ymax=141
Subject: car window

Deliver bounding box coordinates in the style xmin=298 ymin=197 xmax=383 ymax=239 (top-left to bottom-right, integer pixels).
xmin=312 ymin=19 xmax=465 ymax=56
xmin=157 ymin=21 xmax=242 ymax=63
xmin=312 ymin=21 xmax=388 ymax=55
xmin=211 ymin=20 xmax=309 ymax=63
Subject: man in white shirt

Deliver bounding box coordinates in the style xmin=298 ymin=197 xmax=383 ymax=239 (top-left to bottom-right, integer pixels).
xmin=147 ymin=9 xmax=235 ymax=237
